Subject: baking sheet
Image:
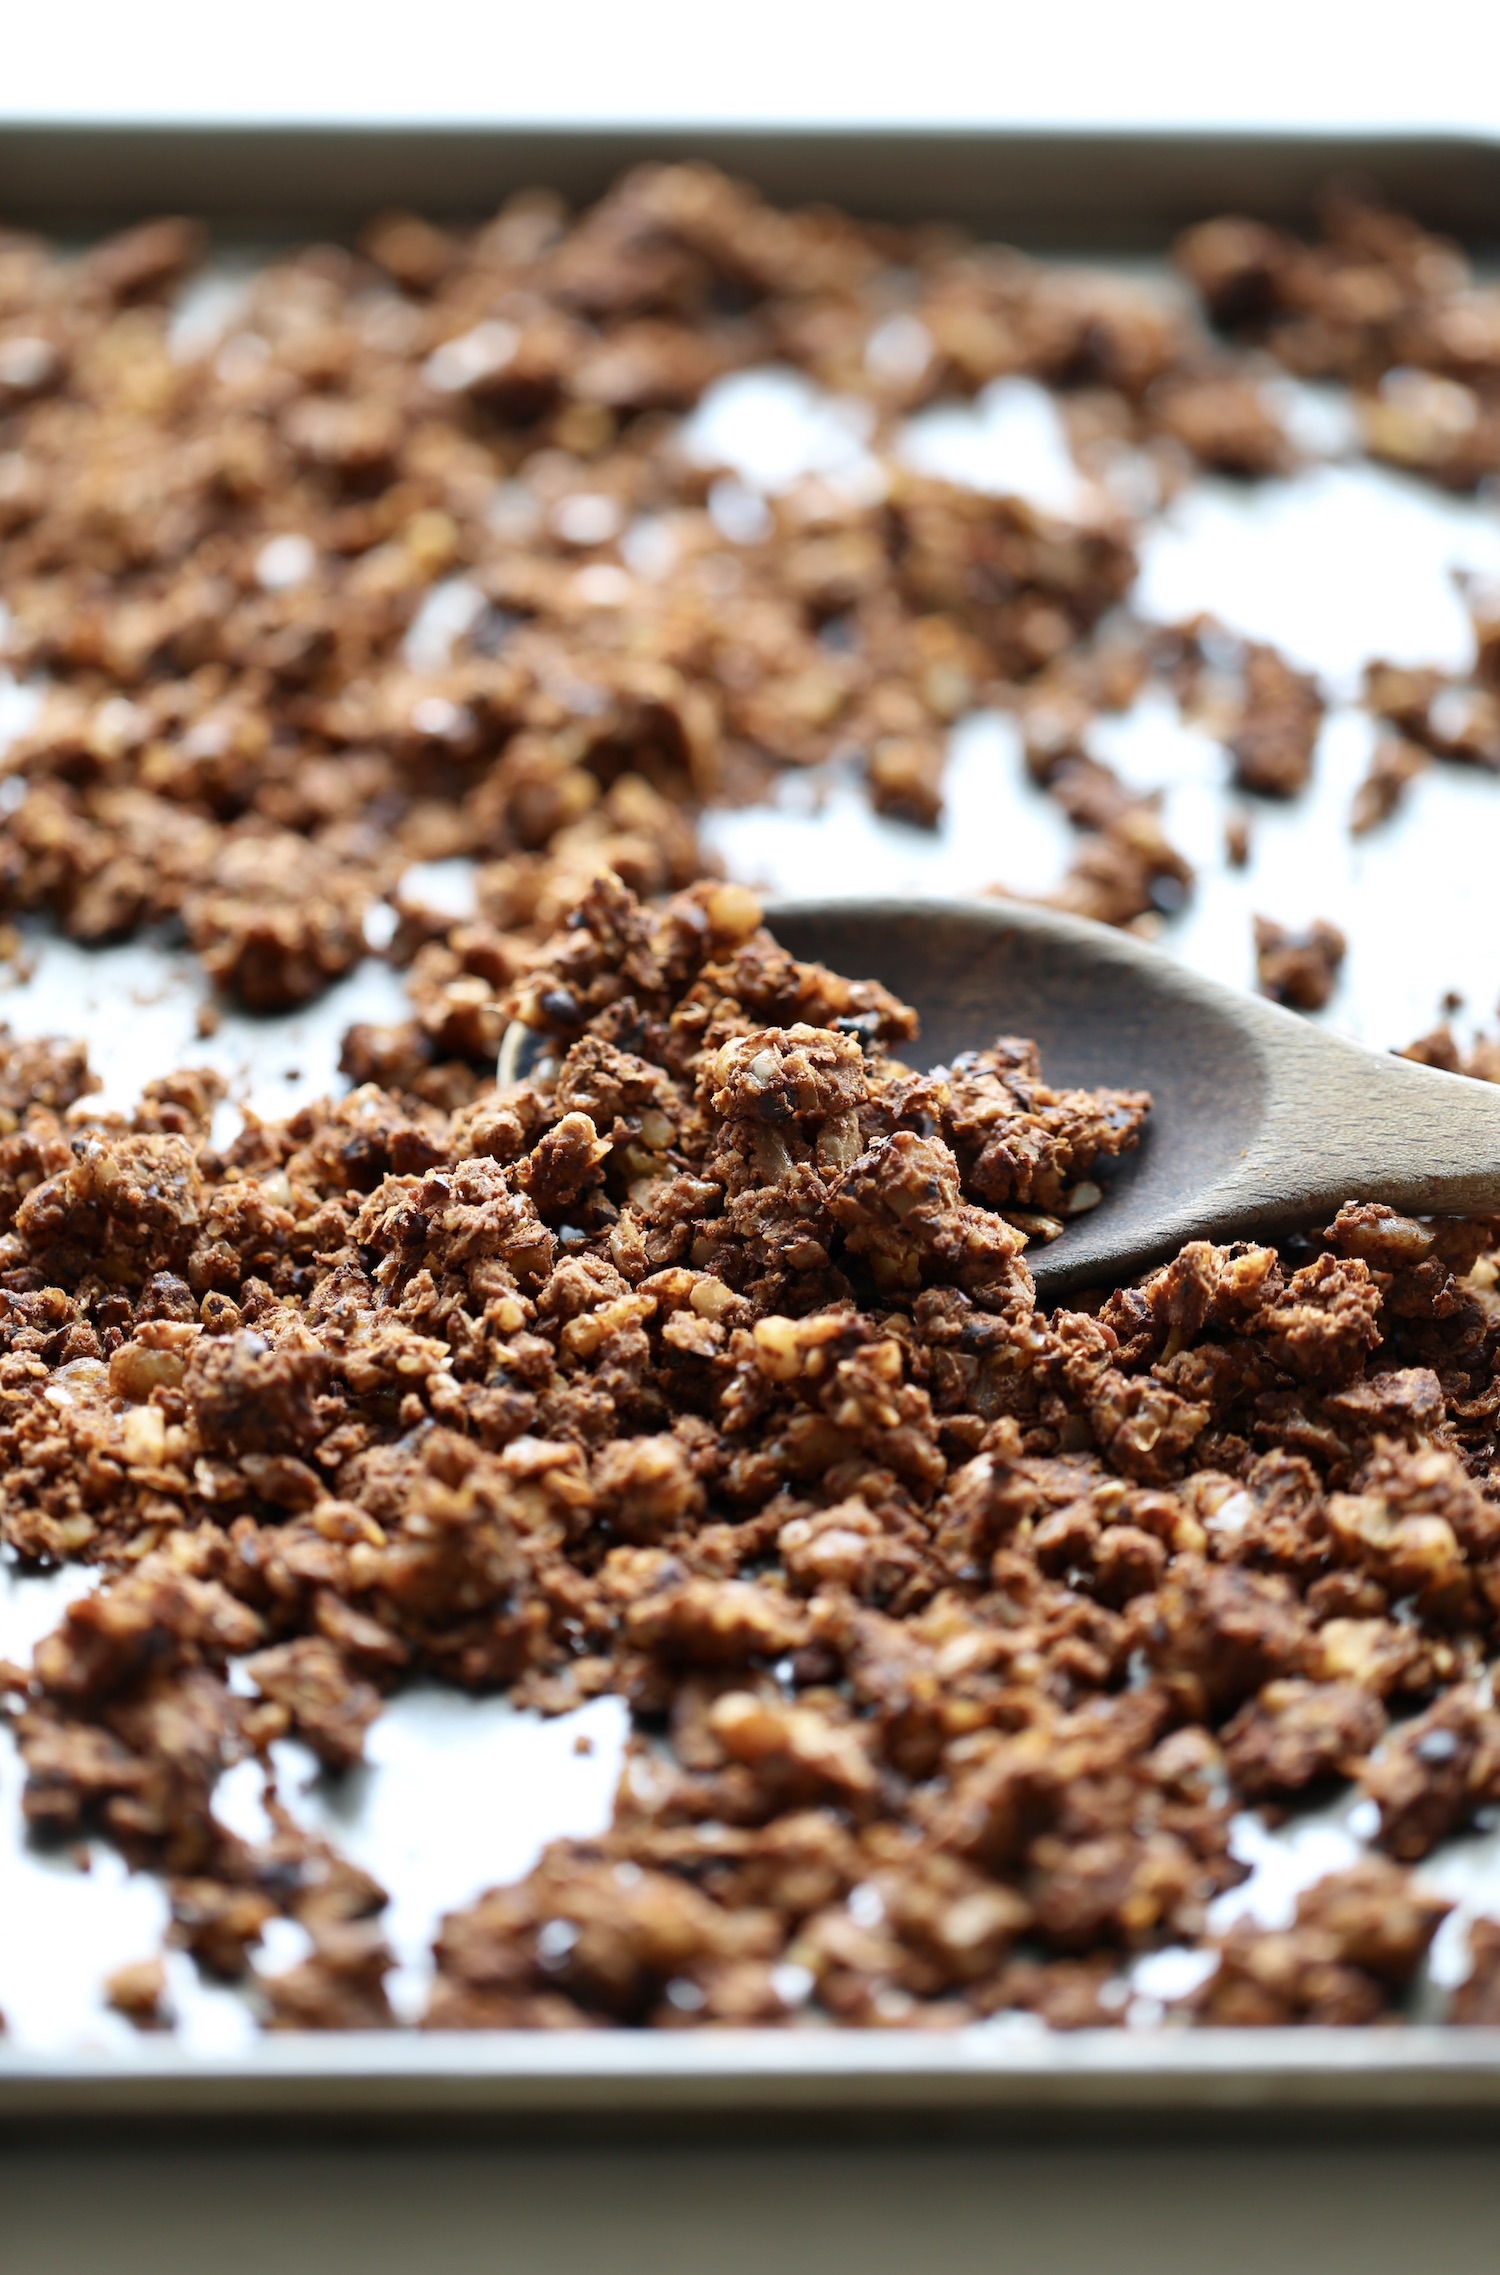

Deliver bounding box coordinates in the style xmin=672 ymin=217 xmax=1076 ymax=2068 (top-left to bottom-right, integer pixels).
xmin=4 ymin=204 xmax=1500 ymax=2104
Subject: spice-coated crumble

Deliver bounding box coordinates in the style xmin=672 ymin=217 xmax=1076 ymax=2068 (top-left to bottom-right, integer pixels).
xmin=1 ymin=878 xmax=1498 ymax=2033
xmin=2 ymin=169 xmax=1500 ymax=1019
xmin=3 ymin=170 xmax=1500 ymax=2034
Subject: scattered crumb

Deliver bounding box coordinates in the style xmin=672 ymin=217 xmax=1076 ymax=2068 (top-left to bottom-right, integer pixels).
xmin=1350 ymin=735 xmax=1430 ymax=836
xmin=105 ymin=1957 xmax=172 ymax=2029
xmin=1253 ymin=915 xmax=1347 ymax=1010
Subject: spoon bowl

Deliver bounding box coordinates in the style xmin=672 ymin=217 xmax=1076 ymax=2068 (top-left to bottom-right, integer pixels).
xmin=766 ymin=896 xmax=1500 ymax=1300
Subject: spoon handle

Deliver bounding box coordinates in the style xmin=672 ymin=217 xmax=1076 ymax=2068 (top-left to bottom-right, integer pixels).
xmin=1210 ymin=1013 xmax=1500 ymax=1242
xmin=763 ymin=894 xmax=1500 ymax=1295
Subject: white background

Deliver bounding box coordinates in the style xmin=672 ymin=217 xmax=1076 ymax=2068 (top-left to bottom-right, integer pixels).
xmin=1 ymin=0 xmax=1498 ymax=132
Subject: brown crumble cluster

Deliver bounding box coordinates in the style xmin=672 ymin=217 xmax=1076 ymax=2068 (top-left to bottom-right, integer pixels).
xmin=1 ymin=879 xmax=1500 ymax=2034
xmin=0 ymin=170 xmax=1184 ymax=1021
xmin=1402 ymin=1023 xmax=1500 ymax=1087
xmin=1176 ymin=185 xmax=1500 ymax=488
xmin=1363 ymin=656 xmax=1500 ymax=779
xmin=4 ymin=173 xmax=1500 ymax=2035
xmin=0 ymin=171 xmax=1495 ymax=1032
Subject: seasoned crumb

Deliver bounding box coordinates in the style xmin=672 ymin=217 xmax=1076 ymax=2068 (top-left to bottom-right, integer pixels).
xmin=1253 ymin=916 xmax=1347 ymax=1011
xmin=1148 ymin=370 xmax=1294 ymax=478
xmin=1228 ymin=645 xmax=1325 ymax=799
xmin=1014 ymin=718 xmax=1194 ymax=930
xmin=259 ymin=1921 xmax=397 ymax=2031
xmin=104 ymin=1956 xmax=172 ymax=2028
xmin=1401 ymin=1023 xmax=1500 ymax=1084
xmin=1188 ymin=1859 xmax=1450 ymax=2025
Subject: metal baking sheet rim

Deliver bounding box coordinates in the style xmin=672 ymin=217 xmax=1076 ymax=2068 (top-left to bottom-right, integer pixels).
xmin=1 ymin=120 xmax=1500 ymax=240
xmin=1 ymin=116 xmax=1499 ymax=2129
xmin=5 ymin=2029 xmax=1500 ymax=2120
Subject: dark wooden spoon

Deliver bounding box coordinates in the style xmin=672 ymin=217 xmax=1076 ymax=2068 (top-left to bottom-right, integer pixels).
xmin=766 ymin=896 xmax=1500 ymax=1300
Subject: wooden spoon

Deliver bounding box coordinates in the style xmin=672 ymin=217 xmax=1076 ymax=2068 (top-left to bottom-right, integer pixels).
xmin=765 ymin=896 xmax=1500 ymax=1300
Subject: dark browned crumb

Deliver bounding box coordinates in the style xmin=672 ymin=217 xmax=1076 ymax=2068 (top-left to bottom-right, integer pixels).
xmin=1224 ymin=812 xmax=1252 ymax=868
xmin=1254 ymin=916 xmax=1347 ymax=1011
xmin=1401 ymin=1024 xmax=1500 ymax=1085
xmin=259 ymin=1922 xmax=397 ymax=2032
xmin=1186 ymin=1859 xmax=1451 ymax=2025
xmin=1220 ymin=1678 xmax=1386 ymax=1800
xmin=1228 ymin=645 xmax=1325 ymax=800
xmin=867 ymin=735 xmax=946 ymax=829
xmin=1147 ymin=369 xmax=1295 ymax=479
xmin=1358 ymin=1686 xmax=1500 ymax=1860
xmin=1365 ymin=662 xmax=1500 ymax=772
xmin=1176 ymin=184 xmax=1491 ymax=431
xmin=1015 ymin=703 xmax=1194 ymax=929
